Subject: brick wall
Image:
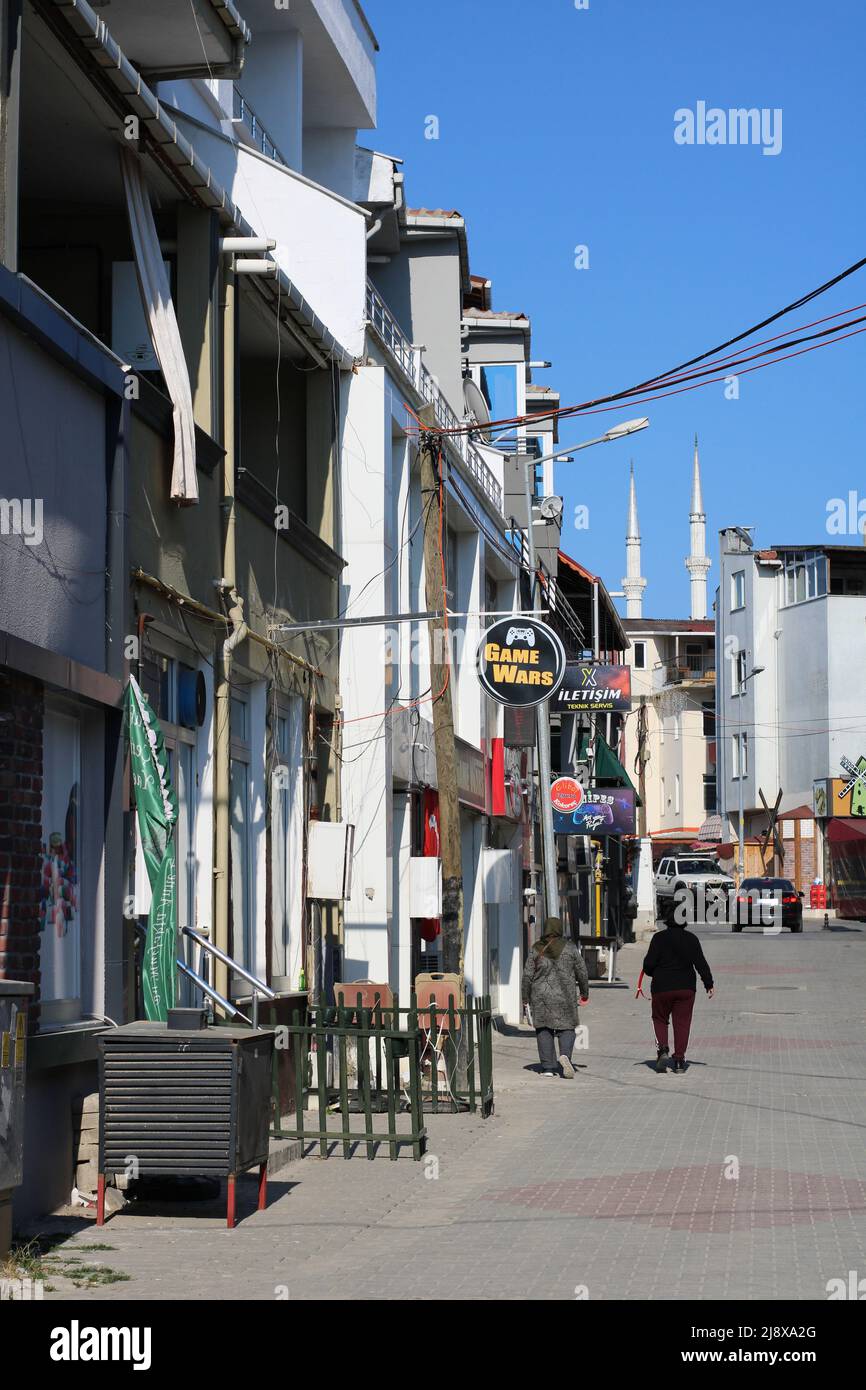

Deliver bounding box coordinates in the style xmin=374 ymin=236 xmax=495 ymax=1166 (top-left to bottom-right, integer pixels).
xmin=0 ymin=672 xmax=44 ymax=1023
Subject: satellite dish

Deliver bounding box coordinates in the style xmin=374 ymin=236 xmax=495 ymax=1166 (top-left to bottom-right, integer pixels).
xmin=538 ymin=495 xmax=564 ymax=524
xmin=463 ymin=377 xmax=492 ymax=442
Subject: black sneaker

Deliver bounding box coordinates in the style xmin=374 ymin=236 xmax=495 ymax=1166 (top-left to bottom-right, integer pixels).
xmin=670 ymin=1058 xmax=687 ymax=1074
xmin=655 ymin=1045 xmax=669 ymax=1074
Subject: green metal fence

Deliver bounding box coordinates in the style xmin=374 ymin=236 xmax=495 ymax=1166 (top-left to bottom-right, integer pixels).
xmin=270 ymin=992 xmax=494 ymax=1160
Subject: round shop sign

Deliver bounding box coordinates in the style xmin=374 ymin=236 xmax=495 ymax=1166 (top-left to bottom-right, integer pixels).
xmin=550 ymin=777 xmax=584 ymax=814
xmin=476 ymin=617 xmax=566 ymax=708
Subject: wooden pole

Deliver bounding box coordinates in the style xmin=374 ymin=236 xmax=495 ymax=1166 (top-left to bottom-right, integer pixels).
xmin=417 ymin=408 xmax=463 ymax=979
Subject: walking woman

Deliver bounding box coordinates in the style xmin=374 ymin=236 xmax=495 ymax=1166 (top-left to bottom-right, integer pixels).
xmin=642 ymin=919 xmax=714 ymax=1073
xmin=522 ymin=917 xmax=590 ymax=1078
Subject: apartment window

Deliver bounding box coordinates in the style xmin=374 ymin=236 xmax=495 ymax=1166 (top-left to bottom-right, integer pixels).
xmin=703 ymin=775 xmax=717 ymax=812
xmin=780 ymin=550 xmax=828 ymax=606
xmin=660 ymin=776 xmax=666 ymax=812
xmin=674 ymin=713 xmax=680 ymax=741
xmin=40 ymin=703 xmax=83 ymax=1016
xmin=731 ymin=570 xmax=745 ymax=610
xmin=703 ymin=705 xmax=716 ymax=737
xmin=478 ymin=365 xmax=519 ymax=451
xmin=230 ymin=693 xmax=253 ymax=981
xmin=674 ymin=774 xmax=681 ymax=815
xmin=732 ymin=731 xmax=748 ymax=779
xmin=735 ymin=649 xmax=747 ymax=694
xmin=633 ymin=641 xmax=646 ymax=670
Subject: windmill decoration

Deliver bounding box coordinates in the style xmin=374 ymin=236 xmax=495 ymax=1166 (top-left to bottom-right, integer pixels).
xmin=759 ymin=788 xmax=785 ymax=867
xmin=840 ymin=756 xmax=866 ymax=817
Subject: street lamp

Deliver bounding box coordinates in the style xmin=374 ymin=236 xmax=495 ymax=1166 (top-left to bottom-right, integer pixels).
xmin=736 ymin=663 xmax=765 ymax=884
xmin=521 ymin=416 xmax=650 ymax=920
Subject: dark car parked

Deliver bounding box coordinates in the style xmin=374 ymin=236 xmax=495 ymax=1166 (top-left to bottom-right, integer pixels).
xmin=732 ymin=877 xmax=804 ymax=932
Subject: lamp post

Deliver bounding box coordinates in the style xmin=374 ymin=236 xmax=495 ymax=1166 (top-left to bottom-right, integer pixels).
xmin=518 ymin=417 xmax=650 ymax=920
xmin=736 ymin=662 xmax=765 ymax=883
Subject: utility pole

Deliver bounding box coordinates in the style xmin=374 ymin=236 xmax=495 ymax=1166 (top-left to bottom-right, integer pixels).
xmin=418 ymin=406 xmax=463 ymax=978
xmin=521 ymin=457 xmax=559 ymax=920
xmin=637 ymin=697 xmax=648 ymax=838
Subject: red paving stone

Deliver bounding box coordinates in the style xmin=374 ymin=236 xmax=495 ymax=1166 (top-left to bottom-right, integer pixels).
xmin=486 ymin=1165 xmax=866 ymax=1233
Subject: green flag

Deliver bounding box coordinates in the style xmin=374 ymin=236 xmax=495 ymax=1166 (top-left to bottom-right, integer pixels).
xmin=127 ymin=675 xmax=178 ymax=1021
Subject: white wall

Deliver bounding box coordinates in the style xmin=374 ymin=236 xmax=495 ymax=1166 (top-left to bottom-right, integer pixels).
xmin=170 ymin=112 xmax=367 ymax=357
xmin=339 ymin=365 xmax=394 ymax=982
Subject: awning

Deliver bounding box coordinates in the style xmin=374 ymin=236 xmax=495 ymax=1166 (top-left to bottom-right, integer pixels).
xmin=576 ymin=730 xmax=641 ymax=804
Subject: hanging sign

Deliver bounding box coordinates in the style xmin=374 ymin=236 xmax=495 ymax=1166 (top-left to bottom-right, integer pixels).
xmin=550 ymin=777 xmax=585 ymax=814
xmin=553 ymin=663 xmax=632 ymax=713
xmin=553 ymin=787 xmax=636 ymax=836
xmin=476 ymin=617 xmax=566 ymax=708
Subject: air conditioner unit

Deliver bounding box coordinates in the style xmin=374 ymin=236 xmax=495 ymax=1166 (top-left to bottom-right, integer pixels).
xmin=306 ymin=822 xmax=354 ymax=901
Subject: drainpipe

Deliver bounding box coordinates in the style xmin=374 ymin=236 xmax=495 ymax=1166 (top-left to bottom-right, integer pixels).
xmin=214 ymin=257 xmax=237 ymax=1001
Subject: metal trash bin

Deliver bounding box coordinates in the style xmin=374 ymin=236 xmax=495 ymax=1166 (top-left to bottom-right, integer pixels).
xmin=0 ymin=980 xmax=35 ymax=1259
xmin=97 ymin=1022 xmax=274 ymax=1229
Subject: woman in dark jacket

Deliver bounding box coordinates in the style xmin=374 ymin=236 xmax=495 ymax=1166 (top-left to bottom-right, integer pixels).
xmin=642 ymin=921 xmax=714 ymax=1073
xmin=521 ymin=918 xmax=590 ymax=1078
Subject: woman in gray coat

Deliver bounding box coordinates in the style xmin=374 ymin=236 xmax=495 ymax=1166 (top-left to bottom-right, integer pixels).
xmin=521 ymin=917 xmax=590 ymax=1078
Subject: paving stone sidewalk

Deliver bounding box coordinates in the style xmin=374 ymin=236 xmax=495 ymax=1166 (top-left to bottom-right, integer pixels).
xmin=33 ymin=920 xmax=866 ymax=1301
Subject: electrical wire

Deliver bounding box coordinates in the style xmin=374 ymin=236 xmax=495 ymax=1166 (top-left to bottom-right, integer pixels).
xmin=407 ymin=255 xmax=866 ymax=440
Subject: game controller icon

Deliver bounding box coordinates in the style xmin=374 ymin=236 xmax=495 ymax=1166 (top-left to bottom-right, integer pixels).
xmin=505 ymin=625 xmax=535 ymax=646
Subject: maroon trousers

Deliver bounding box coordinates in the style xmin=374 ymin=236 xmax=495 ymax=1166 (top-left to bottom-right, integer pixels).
xmin=651 ymin=989 xmax=696 ymax=1060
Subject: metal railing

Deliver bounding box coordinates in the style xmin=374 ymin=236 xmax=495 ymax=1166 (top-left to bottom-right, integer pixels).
xmin=270 ymin=990 xmax=494 ymax=1160
xmin=271 ymin=998 xmax=428 ymax=1160
xmin=365 ymin=279 xmax=504 ymax=514
xmin=654 ymin=656 xmax=716 ymax=689
xmin=232 ymin=86 xmax=287 ymax=166
xmin=183 ymin=926 xmax=275 ymax=1028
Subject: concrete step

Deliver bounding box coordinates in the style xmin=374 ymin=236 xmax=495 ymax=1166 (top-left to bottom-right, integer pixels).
xmin=268 ymin=1135 xmax=304 ymax=1175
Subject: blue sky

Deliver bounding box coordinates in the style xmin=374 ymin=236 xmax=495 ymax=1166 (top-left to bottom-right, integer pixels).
xmin=363 ymin=0 xmax=866 ymax=616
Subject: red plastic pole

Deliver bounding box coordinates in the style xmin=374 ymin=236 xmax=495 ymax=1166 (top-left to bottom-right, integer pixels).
xmin=226 ymin=1175 xmax=236 ymax=1229
xmin=96 ymin=1174 xmax=106 ymax=1226
xmin=258 ymin=1161 xmax=268 ymax=1212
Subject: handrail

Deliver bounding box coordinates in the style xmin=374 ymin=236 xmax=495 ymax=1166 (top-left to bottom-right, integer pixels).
xmin=176 ymin=959 xmax=251 ymax=1025
xmin=182 ymin=926 xmax=276 ymax=1002
xmin=132 ymin=923 xmax=251 ymax=1024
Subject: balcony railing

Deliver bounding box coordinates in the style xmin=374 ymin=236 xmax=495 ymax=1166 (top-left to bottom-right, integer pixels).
xmin=365 ymin=280 xmax=503 ymax=515
xmin=232 ymin=87 xmax=286 ymax=167
xmin=653 ymin=656 xmax=716 ymax=689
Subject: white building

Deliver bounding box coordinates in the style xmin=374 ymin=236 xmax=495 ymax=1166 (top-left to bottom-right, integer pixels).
xmin=337 ymin=173 xmax=535 ymax=1023
xmin=621 ymin=442 xmax=717 ymax=847
xmin=716 ymin=530 xmax=866 ymax=895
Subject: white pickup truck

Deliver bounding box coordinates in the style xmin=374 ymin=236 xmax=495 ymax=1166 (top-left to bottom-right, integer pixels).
xmin=654 ymin=854 xmax=735 ymax=924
